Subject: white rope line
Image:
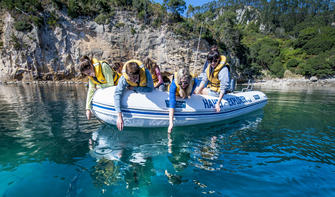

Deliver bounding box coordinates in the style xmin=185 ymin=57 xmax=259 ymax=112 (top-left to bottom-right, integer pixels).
xmin=193 ymin=25 xmax=203 ymax=75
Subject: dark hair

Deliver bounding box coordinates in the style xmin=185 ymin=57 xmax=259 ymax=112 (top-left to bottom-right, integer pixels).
xmin=210 ymin=45 xmax=218 ymax=52
xmin=207 ymin=50 xmax=220 ymax=62
xmin=112 ymin=62 xmax=123 ymax=71
xmin=79 ymin=56 xmax=92 ymax=73
xmin=126 ymin=62 xmax=140 ymax=75
xmin=144 ymin=57 xmax=158 ymax=74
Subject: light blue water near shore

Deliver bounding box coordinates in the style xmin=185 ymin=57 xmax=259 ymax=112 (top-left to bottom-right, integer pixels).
xmin=0 ymin=84 xmax=335 ymax=197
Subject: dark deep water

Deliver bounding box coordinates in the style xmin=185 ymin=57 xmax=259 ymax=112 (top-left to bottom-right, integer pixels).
xmin=0 ymin=84 xmax=334 ymax=197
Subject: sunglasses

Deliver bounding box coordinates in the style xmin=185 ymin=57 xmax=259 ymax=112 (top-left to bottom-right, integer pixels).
xmin=179 ymin=80 xmax=189 ymax=86
xmin=129 ymin=70 xmax=139 ymax=75
xmin=208 ymin=58 xmax=219 ymax=63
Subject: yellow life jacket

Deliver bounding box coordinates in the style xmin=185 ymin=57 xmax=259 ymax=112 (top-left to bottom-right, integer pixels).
xmin=88 ymin=58 xmax=107 ymax=85
xmin=206 ymin=55 xmax=228 ymax=92
xmin=122 ymin=59 xmax=147 ymax=87
xmin=88 ymin=58 xmax=120 ymax=85
xmin=112 ymin=69 xmax=121 ymax=86
xmin=151 ymin=70 xmax=159 ymax=87
xmin=169 ymin=72 xmax=194 ymax=98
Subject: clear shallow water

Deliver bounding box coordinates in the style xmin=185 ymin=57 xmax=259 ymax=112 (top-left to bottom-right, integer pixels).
xmin=0 ymin=84 xmax=335 ymax=197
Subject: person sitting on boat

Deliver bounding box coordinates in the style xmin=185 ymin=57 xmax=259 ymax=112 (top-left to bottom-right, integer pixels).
xmin=114 ymin=59 xmax=154 ymax=131
xmin=195 ymin=50 xmax=231 ymax=113
xmin=143 ymin=57 xmax=165 ymax=91
xmin=79 ymin=56 xmax=122 ymax=120
xmin=168 ymin=68 xmax=198 ymax=133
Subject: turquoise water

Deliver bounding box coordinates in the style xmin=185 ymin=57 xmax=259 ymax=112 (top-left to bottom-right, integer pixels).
xmin=0 ymin=84 xmax=335 ymax=197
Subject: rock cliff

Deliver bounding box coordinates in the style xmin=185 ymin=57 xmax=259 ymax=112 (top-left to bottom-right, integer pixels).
xmin=0 ymin=9 xmax=210 ymax=81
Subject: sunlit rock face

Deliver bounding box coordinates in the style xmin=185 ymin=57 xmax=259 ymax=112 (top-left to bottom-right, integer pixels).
xmin=0 ymin=9 xmax=210 ymax=82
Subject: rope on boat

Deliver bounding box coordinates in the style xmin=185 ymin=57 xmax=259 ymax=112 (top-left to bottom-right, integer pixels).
xmin=193 ymin=25 xmax=203 ymax=75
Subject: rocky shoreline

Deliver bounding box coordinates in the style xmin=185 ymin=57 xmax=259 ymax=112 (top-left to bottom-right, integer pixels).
xmin=0 ymin=80 xmax=86 ymax=85
xmin=1 ymin=78 xmax=335 ymax=89
xmin=251 ymin=78 xmax=335 ymax=89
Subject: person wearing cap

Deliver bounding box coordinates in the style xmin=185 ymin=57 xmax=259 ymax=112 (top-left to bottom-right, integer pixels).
xmin=79 ymin=56 xmax=122 ymax=120
xmin=195 ymin=50 xmax=231 ymax=113
xmin=114 ymin=59 xmax=154 ymax=131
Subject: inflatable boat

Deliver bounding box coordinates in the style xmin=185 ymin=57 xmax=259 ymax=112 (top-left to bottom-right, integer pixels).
xmin=91 ymin=87 xmax=267 ymax=127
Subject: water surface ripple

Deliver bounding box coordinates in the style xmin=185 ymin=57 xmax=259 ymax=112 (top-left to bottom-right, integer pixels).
xmin=0 ymin=84 xmax=334 ymax=197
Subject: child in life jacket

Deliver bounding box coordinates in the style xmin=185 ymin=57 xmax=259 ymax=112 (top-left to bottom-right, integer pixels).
xmin=168 ymin=67 xmax=199 ymax=133
xmin=143 ymin=57 xmax=165 ymax=91
xmin=79 ymin=56 xmax=121 ymax=120
xmin=114 ymin=60 xmax=154 ymax=131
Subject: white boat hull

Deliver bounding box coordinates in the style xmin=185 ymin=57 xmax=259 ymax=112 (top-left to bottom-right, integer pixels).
xmin=91 ymin=87 xmax=267 ymax=127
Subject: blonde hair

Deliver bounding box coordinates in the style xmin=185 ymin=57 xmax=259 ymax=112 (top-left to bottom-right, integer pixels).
xmin=175 ymin=67 xmax=193 ymax=99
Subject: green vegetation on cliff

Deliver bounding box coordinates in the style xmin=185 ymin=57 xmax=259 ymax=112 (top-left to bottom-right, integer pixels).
xmin=1 ymin=0 xmax=335 ymax=79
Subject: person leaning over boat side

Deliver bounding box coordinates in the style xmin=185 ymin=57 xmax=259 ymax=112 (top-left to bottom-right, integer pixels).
xmin=79 ymin=56 xmax=122 ymax=120
xmin=168 ymin=68 xmax=198 ymax=133
xmin=114 ymin=60 xmax=154 ymax=131
xmin=195 ymin=50 xmax=231 ymax=113
xmin=143 ymin=57 xmax=165 ymax=91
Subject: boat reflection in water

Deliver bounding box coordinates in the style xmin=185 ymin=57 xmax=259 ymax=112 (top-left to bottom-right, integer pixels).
xmin=88 ymin=125 xmax=164 ymax=191
xmin=88 ymin=110 xmax=264 ymax=192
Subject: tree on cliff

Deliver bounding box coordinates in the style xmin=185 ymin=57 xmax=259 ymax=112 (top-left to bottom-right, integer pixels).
xmin=164 ymin=0 xmax=186 ymax=20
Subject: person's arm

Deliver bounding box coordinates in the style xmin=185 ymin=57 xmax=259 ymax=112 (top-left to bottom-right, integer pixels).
xmin=219 ymin=67 xmax=230 ymax=93
xmin=154 ymin=67 xmax=164 ymax=88
xmin=114 ymin=76 xmax=127 ymax=131
xmin=168 ymin=108 xmax=175 ymax=134
xmin=114 ymin=76 xmax=127 ymax=113
xmin=134 ymin=69 xmax=154 ymax=92
xmin=86 ymin=79 xmax=96 ymax=120
xmin=215 ymin=67 xmax=229 ymax=112
xmin=191 ymin=78 xmax=198 ymax=95
xmin=117 ymin=112 xmax=123 ymax=131
xmin=215 ymin=92 xmax=224 ymax=112
xmin=168 ymin=80 xmax=177 ymax=133
xmin=195 ymin=73 xmax=208 ymax=94
xmin=99 ymin=62 xmax=114 ymax=88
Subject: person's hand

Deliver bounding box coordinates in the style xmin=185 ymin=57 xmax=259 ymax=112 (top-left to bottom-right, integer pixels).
xmin=116 ymin=114 xmax=124 ymax=131
xmin=86 ymin=109 xmax=91 ymax=120
xmin=215 ymin=102 xmax=221 ymax=112
xmin=127 ymin=86 xmax=134 ymax=90
xmin=168 ymin=122 xmax=174 ymax=134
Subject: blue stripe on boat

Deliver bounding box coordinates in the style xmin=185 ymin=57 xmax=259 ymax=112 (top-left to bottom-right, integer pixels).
xmin=92 ymin=100 xmax=267 ymax=117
